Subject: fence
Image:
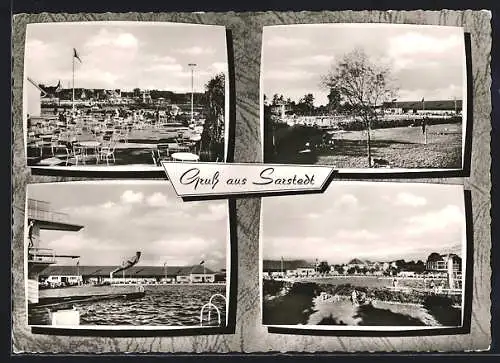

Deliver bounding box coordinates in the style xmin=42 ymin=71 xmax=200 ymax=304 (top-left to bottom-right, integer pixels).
xmin=28 ymin=247 xmax=56 ymax=264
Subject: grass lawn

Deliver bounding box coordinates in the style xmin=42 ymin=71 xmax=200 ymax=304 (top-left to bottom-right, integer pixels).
xmin=271 ymin=123 xmax=462 ymax=169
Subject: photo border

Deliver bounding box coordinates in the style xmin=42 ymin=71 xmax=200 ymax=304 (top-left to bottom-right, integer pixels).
xmin=263 ymin=188 xmax=473 ymax=337
xmin=26 ymin=183 xmax=238 ymax=337
xmin=261 ymin=30 xmax=473 ymax=180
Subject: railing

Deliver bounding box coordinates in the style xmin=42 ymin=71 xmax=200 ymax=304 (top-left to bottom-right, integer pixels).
xmin=28 ymin=247 xmax=56 ymax=264
xmin=28 ymin=199 xmax=70 ymax=224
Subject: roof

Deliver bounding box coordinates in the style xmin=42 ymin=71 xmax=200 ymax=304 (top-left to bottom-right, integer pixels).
xmin=40 ymin=265 xmax=215 ymax=277
xmin=262 ymin=260 xmax=315 ymax=272
xmin=382 ymin=100 xmax=462 ymax=111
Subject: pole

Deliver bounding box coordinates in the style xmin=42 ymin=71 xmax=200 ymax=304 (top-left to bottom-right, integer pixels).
xmin=72 ymin=53 xmax=75 ymax=115
xmin=422 ymin=99 xmax=427 ymax=145
xmin=188 ymin=63 xmax=197 ymax=123
xmin=191 ymin=67 xmax=194 ymax=122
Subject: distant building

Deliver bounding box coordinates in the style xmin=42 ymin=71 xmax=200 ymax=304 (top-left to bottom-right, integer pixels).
xmin=426 ymin=252 xmax=462 ymax=272
xmin=382 ymin=100 xmax=462 ymax=115
xmin=262 ymin=259 xmax=317 ymax=278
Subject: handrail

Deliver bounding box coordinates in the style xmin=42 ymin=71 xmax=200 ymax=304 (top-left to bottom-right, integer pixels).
xmin=199 ymin=303 xmax=221 ymax=327
xmin=208 ymin=294 xmax=226 ymax=322
xmin=28 ymin=247 xmax=56 ymax=263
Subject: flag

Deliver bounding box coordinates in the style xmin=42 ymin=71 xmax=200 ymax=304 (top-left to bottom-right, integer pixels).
xmin=73 ymin=48 xmax=82 ymax=63
xmin=76 ymin=260 xmax=80 ymax=266
xmin=55 ymin=80 xmax=62 ymax=93
xmin=200 ymin=260 xmax=205 ymax=265
xmin=421 ymin=97 xmax=425 ymax=103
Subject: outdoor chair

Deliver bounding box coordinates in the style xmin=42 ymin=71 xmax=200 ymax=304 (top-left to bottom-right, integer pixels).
xmin=69 ymin=143 xmax=85 ymax=166
xmin=156 ymin=143 xmax=171 ymax=163
xmin=27 ymin=131 xmax=36 ymax=143
xmin=98 ymin=141 xmax=117 ymax=166
xmin=50 ymin=135 xmax=66 ymax=157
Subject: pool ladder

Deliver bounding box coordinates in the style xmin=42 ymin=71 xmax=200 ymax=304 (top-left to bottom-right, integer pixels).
xmin=199 ymin=293 xmax=226 ymax=326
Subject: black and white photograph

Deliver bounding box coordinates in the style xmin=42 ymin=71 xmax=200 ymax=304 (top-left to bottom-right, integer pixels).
xmin=261 ymin=182 xmax=468 ymax=330
xmin=262 ymin=24 xmax=468 ymax=171
xmin=24 ymin=22 xmax=228 ymax=171
xmin=25 ymin=181 xmax=231 ymax=330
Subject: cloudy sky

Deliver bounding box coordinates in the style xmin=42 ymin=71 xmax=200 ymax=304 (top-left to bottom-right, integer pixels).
xmin=25 ymin=22 xmax=227 ymax=92
xmin=262 ymin=24 xmax=465 ymax=106
xmin=262 ymin=182 xmax=466 ymax=264
xmin=28 ymin=182 xmax=228 ymax=270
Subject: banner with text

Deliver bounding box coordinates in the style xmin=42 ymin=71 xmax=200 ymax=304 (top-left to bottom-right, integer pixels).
xmin=161 ymin=162 xmax=336 ymax=199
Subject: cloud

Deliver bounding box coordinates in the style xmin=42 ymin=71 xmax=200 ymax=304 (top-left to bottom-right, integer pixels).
xmin=266 ymin=36 xmax=310 ymax=47
xmin=335 ymin=229 xmax=379 ymax=241
xmin=397 ymin=84 xmax=463 ymax=102
xmin=405 ymin=205 xmax=464 ymax=235
xmin=388 ymin=32 xmax=462 ymax=58
xmin=211 ymin=62 xmax=228 ymax=73
xmin=394 ymin=192 xmax=427 ymax=207
xmin=146 ymin=192 xmax=169 ymax=208
xmin=120 ymin=190 xmax=144 ymax=204
xmin=289 ymin=55 xmax=335 ymax=66
xmin=85 ymin=28 xmax=139 ymax=50
xmin=150 ymin=237 xmax=220 ymax=259
xmin=334 ymin=194 xmax=358 ymax=208
xmin=62 ymin=201 xmax=132 ymax=220
xmin=145 ymin=63 xmax=184 ymax=72
xmin=175 ymin=46 xmax=215 ymax=55
xmin=306 ymin=213 xmax=322 ymax=219
xmin=196 ymin=203 xmax=228 ymax=221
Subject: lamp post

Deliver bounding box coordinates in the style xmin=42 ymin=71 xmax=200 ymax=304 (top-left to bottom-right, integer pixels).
xmin=164 ymin=262 xmax=168 ymax=284
xmin=188 ymin=63 xmax=197 ymax=123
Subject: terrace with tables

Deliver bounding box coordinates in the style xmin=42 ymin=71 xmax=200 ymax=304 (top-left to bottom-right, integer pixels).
xmin=26 ymin=113 xmax=206 ymax=167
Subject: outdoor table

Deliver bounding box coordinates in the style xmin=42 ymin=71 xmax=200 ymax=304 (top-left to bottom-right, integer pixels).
xmin=39 ymin=134 xmax=53 ymax=141
xmin=171 ymin=152 xmax=200 ymax=161
xmin=38 ymin=157 xmax=63 ymax=166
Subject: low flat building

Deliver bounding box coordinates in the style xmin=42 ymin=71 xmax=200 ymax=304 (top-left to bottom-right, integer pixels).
xmin=382 ymin=100 xmax=462 ymax=115
xmin=40 ymin=264 xmax=218 ymax=285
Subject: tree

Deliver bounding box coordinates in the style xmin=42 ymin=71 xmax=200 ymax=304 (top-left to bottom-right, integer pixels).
xmin=322 ymin=49 xmax=397 ymax=167
xmin=297 ymin=93 xmax=315 ymax=116
xmin=133 ymin=88 xmax=141 ymax=97
xmin=200 ymin=73 xmax=225 ymax=161
xmin=271 ymin=94 xmax=285 ymax=106
xmin=327 ymin=88 xmax=341 ymax=113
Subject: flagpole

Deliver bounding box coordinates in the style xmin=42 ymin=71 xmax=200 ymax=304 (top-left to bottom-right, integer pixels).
xmin=72 ymin=51 xmax=75 ymax=115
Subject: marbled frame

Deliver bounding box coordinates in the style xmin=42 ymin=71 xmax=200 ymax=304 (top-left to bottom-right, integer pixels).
xmin=12 ymin=10 xmax=491 ymax=353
